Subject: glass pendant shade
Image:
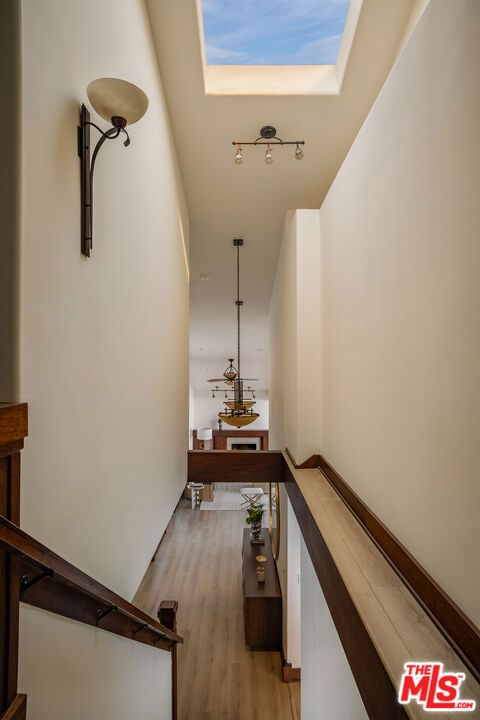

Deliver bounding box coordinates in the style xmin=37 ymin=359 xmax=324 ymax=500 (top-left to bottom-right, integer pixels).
xmin=87 ymin=78 xmax=148 ymax=125
xmin=218 ymin=412 xmax=259 ymax=428
xmin=234 ymin=146 xmax=243 ymax=164
xmin=224 ymin=401 xmax=255 ymax=410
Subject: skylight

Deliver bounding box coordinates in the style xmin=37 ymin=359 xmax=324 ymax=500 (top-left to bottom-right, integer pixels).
xmin=201 ymin=0 xmax=351 ymax=66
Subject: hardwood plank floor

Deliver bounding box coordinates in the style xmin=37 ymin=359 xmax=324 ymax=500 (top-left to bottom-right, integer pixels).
xmin=134 ymin=493 xmax=300 ymax=720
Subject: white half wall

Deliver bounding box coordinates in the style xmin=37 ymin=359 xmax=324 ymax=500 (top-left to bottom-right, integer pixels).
xmin=19 ymin=606 xmax=171 ymax=720
xmin=301 ymin=539 xmax=368 ymax=720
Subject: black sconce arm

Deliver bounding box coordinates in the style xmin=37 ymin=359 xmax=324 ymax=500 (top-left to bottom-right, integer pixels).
xmin=78 ymin=105 xmax=131 ymax=257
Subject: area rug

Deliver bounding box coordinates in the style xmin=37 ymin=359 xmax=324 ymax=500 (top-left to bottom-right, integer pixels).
xmin=200 ymin=482 xmax=268 ymax=511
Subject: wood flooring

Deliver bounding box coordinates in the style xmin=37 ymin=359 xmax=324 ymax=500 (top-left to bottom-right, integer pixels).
xmin=134 ymin=493 xmax=300 ymax=720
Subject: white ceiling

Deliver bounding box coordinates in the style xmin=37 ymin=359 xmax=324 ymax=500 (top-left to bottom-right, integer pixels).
xmin=146 ymin=0 xmax=420 ymax=391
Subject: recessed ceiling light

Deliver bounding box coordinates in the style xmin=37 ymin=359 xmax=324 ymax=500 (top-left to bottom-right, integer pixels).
xmin=200 ymin=273 xmax=210 ymax=280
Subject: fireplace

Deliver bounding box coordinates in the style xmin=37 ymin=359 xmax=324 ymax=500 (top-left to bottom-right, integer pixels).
xmin=226 ymin=437 xmax=261 ymax=451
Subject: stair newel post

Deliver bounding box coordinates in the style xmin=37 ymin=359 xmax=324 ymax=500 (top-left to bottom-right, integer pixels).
xmin=158 ymin=600 xmax=179 ymax=720
xmin=0 ymin=403 xmax=28 ymax=719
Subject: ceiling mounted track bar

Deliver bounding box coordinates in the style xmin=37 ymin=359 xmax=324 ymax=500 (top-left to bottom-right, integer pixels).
xmin=232 ymin=125 xmax=304 ymax=146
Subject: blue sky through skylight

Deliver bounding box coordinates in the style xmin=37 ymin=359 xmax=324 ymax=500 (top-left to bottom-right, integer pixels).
xmin=202 ymin=0 xmax=351 ymax=65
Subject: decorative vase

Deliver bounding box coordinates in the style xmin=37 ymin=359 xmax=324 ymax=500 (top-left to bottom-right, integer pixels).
xmin=250 ymin=519 xmax=263 ymax=543
xmin=251 ymin=519 xmax=262 ymax=537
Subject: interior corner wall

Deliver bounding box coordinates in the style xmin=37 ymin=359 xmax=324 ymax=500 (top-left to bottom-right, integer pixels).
xmin=269 ymin=212 xmax=298 ymax=455
xmin=19 ymin=0 xmax=189 ymax=600
xmin=269 ymin=210 xmax=321 ymax=459
xmin=318 ymin=0 xmax=480 ymax=625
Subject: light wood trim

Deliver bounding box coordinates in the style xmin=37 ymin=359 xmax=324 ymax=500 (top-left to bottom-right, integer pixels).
xmin=284 ymin=454 xmax=480 ymax=719
xmin=315 ymin=454 xmax=480 ymax=682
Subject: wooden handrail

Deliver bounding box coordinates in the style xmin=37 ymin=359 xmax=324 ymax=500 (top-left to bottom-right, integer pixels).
xmin=1 ymin=694 xmax=26 ymax=720
xmin=0 ymin=514 xmax=183 ymax=651
xmin=285 ymin=448 xmax=480 ymax=684
xmin=283 ymin=449 xmax=480 ymax=718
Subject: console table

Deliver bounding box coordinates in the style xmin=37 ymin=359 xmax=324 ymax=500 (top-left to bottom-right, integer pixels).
xmin=242 ymin=528 xmax=282 ymax=649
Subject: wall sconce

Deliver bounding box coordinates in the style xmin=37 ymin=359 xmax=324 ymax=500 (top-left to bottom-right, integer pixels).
xmin=78 ymin=78 xmax=148 ymax=257
xmin=232 ymin=126 xmax=305 ymax=165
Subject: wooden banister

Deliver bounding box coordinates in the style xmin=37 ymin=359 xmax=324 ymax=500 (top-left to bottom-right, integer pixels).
xmin=159 ymin=601 xmax=179 ymax=720
xmin=0 ymin=514 xmax=183 ymax=650
xmin=1 ymin=694 xmax=26 ymax=720
xmin=0 ymin=403 xmax=27 ymax=713
xmin=285 ymin=449 xmax=480 ymax=684
xmin=1 ymin=402 xmax=182 ymax=719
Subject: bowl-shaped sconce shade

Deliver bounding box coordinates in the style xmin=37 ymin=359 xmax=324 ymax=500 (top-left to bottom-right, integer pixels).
xmin=87 ymin=78 xmax=148 ymax=125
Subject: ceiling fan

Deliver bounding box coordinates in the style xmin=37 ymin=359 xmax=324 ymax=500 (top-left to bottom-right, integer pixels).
xmin=207 ymin=358 xmax=258 ymax=385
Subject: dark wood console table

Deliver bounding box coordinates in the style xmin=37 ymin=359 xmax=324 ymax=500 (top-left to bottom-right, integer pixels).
xmin=242 ymin=528 xmax=282 ymax=649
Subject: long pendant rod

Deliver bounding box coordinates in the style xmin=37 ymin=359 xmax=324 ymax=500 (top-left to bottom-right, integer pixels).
xmin=236 ymin=242 xmax=241 ymax=382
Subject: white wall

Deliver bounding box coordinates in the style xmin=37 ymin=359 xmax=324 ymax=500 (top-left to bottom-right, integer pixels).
xmin=19 ymin=606 xmax=171 ymax=720
xmin=17 ymin=0 xmax=189 ymax=716
xmin=318 ymin=0 xmax=480 ymax=625
xmin=269 ymin=210 xmax=322 ymax=460
xmin=189 ymin=383 xmax=195 ymax=449
xmin=269 ymin=1 xmax=480 ymax=713
xmin=192 ymin=388 xmax=269 ymax=431
xmin=269 ymin=212 xmax=299 ymax=456
xmin=286 ymin=496 xmax=301 ymax=669
xmin=20 ymin=0 xmax=189 ymax=600
xmin=269 ymin=210 xmax=320 ymax=670
xmin=301 ymin=539 xmax=368 ymax=720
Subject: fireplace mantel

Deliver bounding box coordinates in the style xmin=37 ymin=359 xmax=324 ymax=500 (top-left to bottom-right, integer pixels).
xmin=192 ymin=429 xmax=269 ymax=451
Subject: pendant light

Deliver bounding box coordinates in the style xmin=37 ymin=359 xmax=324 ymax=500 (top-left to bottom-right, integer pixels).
xmin=208 ymin=239 xmax=259 ymax=428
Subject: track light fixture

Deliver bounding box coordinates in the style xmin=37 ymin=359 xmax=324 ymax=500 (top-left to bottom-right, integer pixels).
xmin=78 ymin=78 xmax=149 ymax=257
xmin=232 ymin=125 xmax=305 ymax=165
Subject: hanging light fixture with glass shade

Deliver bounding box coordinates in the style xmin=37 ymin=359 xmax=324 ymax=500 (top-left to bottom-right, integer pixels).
xmin=207 ymin=239 xmax=260 ymax=428
xmin=232 ymin=125 xmax=305 ymax=165
xmin=78 ymin=78 xmax=149 ymax=257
